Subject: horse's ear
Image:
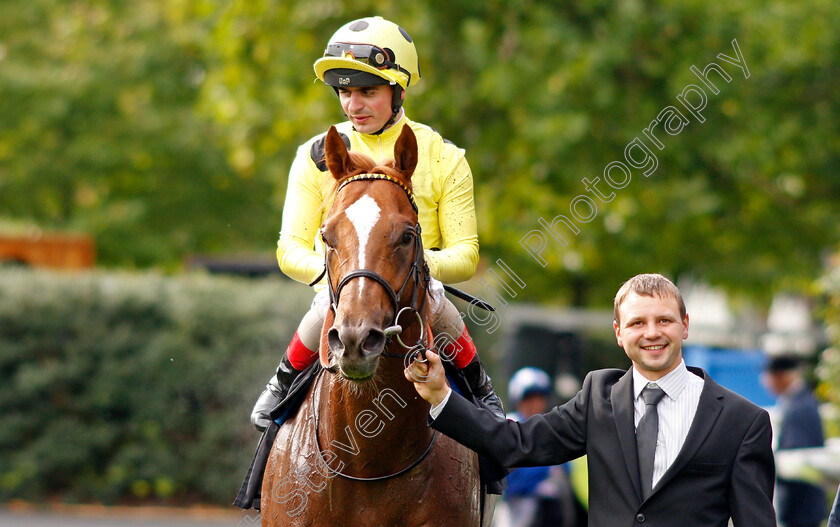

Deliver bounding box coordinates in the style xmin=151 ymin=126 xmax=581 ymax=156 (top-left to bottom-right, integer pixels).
xmin=325 ymin=126 xmax=351 ymax=179
xmin=393 ymin=125 xmax=418 ymax=178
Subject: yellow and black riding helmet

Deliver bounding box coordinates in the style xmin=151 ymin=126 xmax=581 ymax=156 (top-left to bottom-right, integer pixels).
xmin=314 ymin=16 xmax=421 ymax=133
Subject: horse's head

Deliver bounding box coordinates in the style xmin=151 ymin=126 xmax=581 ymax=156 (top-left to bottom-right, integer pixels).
xmin=320 ymin=125 xmax=423 ymax=381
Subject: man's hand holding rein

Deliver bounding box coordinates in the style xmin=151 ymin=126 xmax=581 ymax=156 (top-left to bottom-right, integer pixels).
xmin=405 ymin=349 xmax=451 ymax=409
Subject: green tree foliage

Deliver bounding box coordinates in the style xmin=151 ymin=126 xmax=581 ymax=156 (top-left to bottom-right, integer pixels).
xmin=200 ymin=0 xmax=840 ymax=306
xmin=817 ymin=257 xmax=840 ymax=435
xmin=0 ymin=0 xmax=276 ymax=268
xmin=0 ymin=268 xmax=311 ymax=503
xmin=2 ymin=0 xmax=839 ymax=305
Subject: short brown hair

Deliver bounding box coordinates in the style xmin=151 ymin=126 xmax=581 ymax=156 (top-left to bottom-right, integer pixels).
xmin=613 ymin=273 xmax=686 ymax=325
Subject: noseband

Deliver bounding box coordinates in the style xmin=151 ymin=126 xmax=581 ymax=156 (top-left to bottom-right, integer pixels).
xmin=310 ymin=173 xmax=431 ymax=358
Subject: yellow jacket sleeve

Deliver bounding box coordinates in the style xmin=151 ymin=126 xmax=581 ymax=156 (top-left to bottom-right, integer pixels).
xmin=276 ymin=143 xmax=329 ymax=285
xmin=423 ymin=140 xmax=479 ymax=283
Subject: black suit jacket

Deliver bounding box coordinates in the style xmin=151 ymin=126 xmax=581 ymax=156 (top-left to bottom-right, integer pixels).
xmin=432 ymin=366 xmax=776 ymax=527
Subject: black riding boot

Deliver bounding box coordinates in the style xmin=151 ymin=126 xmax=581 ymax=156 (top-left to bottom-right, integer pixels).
xmin=461 ymin=355 xmax=505 ymax=419
xmin=250 ymin=355 xmax=303 ymax=432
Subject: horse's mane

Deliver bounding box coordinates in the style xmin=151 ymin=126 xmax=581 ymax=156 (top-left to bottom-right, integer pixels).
xmin=329 ymin=151 xmax=414 ymax=194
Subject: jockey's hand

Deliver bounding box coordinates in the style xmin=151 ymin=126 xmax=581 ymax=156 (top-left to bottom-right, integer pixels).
xmin=404 ymin=349 xmax=450 ymax=408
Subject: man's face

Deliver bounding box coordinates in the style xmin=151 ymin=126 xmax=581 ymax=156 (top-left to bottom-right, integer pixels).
xmin=614 ymin=292 xmax=689 ymax=380
xmin=761 ymin=370 xmax=794 ymax=396
xmin=517 ymin=393 xmax=548 ymax=419
xmin=338 ymin=85 xmax=394 ymax=134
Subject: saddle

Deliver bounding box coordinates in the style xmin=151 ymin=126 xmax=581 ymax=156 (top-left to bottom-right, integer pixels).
xmin=233 ymin=361 xmax=319 ymax=510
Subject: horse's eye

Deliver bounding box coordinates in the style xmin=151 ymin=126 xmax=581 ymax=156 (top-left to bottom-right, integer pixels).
xmin=321 ymin=229 xmax=333 ymax=248
xmin=401 ymin=231 xmax=414 ymax=245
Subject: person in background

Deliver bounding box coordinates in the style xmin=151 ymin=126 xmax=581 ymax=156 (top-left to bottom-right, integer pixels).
xmin=495 ymin=367 xmax=585 ymax=527
xmin=762 ymin=355 xmax=826 ymax=527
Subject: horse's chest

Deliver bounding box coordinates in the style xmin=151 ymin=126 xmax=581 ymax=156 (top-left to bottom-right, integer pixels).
xmin=262 ymin=384 xmax=481 ymax=526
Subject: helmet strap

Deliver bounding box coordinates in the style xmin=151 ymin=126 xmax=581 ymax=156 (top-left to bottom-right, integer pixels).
xmin=390 ymin=85 xmax=405 ymax=116
xmin=370 ymin=85 xmax=404 ymax=135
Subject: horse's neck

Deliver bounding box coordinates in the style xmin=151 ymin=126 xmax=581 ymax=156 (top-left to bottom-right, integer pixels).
xmin=320 ymin=360 xmax=431 ymax=433
xmin=317 ymin=346 xmax=433 ymax=472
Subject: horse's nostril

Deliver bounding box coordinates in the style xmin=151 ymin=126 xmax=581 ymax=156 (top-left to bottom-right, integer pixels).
xmin=328 ymin=327 xmax=343 ymax=353
xmin=362 ymin=329 xmax=386 ymax=355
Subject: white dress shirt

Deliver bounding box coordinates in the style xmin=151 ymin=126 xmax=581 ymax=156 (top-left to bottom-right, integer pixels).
xmin=430 ymin=388 xmax=452 ymax=420
xmin=633 ymin=359 xmax=704 ymax=488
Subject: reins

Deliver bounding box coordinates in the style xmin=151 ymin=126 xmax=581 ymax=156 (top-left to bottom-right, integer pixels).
xmin=312 ymin=376 xmax=439 ymax=481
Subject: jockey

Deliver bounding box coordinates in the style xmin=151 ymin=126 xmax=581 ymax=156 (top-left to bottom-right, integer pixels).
xmin=250 ymin=16 xmax=504 ymax=431
xmin=507 ymin=367 xmax=553 ymax=421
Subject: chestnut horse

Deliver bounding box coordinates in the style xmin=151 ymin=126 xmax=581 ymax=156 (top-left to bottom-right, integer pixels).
xmin=260 ymin=125 xmax=481 ymax=526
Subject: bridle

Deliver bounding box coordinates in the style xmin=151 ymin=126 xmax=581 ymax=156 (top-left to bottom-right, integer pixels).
xmin=310 ymin=172 xmax=438 ymax=482
xmin=309 ymin=173 xmax=431 ymax=360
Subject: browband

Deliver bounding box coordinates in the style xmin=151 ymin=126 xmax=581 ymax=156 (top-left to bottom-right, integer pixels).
xmin=337 ymin=173 xmax=418 ymax=213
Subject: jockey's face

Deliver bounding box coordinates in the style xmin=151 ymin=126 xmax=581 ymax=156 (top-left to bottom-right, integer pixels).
xmin=338 ymin=85 xmax=395 ymax=134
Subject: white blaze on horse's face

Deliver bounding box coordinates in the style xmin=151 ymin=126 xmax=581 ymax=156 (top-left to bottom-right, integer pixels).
xmin=343 ymin=193 xmax=381 ymax=272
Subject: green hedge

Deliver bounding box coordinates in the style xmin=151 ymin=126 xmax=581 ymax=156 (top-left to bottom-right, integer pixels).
xmin=0 ymin=268 xmax=311 ymax=505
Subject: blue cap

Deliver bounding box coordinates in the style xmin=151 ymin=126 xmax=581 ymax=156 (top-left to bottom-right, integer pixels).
xmin=508 ymin=367 xmax=552 ymax=405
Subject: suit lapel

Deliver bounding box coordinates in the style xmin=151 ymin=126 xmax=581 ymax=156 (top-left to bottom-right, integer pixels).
xmin=651 ymin=367 xmax=723 ymax=495
xmin=611 ymin=368 xmax=643 ymax=502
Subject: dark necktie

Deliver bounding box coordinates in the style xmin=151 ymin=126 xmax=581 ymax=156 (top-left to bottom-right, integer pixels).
xmin=637 ymin=384 xmax=666 ymax=500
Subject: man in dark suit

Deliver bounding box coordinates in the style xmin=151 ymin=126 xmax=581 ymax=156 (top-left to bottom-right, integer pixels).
xmin=406 ymin=273 xmax=776 ymax=526
xmin=762 ymin=355 xmax=826 ymax=527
